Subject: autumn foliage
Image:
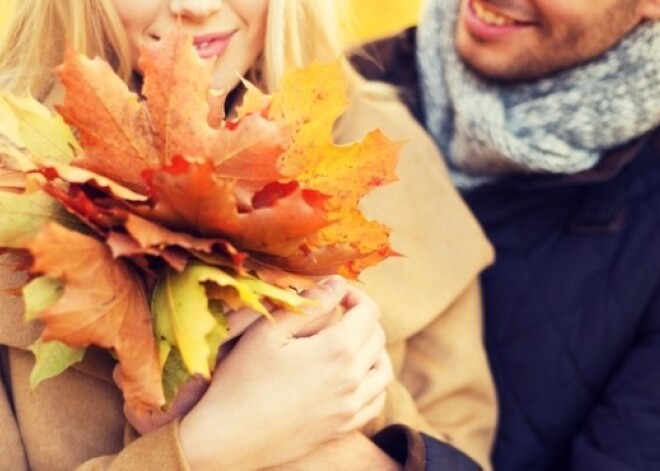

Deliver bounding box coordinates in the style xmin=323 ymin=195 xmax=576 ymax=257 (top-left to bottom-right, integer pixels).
xmin=0 ymin=31 xmax=401 ymax=419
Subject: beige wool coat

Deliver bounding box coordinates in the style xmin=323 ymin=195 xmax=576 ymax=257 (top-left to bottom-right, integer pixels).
xmin=0 ymin=89 xmax=496 ymax=471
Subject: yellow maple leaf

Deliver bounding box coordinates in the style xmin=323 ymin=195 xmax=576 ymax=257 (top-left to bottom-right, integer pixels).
xmin=263 ymin=62 xmax=402 ymax=278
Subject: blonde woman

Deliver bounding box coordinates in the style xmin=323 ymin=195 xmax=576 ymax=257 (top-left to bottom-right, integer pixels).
xmin=0 ymin=1 xmax=496 ymax=470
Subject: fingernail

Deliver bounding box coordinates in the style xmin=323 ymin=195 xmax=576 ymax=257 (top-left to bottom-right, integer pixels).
xmin=320 ymin=276 xmax=343 ymax=293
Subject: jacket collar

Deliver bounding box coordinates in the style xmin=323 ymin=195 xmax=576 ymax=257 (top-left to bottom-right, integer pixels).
xmin=352 ymin=27 xmax=425 ymax=124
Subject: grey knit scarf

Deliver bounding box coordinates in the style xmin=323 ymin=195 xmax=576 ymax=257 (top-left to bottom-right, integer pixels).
xmin=417 ymin=0 xmax=660 ymax=188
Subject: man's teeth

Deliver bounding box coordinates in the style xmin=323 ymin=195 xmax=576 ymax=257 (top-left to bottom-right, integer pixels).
xmin=473 ymin=0 xmax=517 ymax=26
xmin=196 ymin=41 xmax=212 ymax=49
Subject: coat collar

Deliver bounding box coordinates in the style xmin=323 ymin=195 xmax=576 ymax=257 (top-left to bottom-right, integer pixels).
xmin=0 ymin=254 xmax=39 ymax=350
xmin=337 ymin=90 xmax=493 ymax=343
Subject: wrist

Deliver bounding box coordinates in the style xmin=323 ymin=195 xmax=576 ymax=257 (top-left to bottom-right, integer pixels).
xmin=179 ymin=410 xmax=255 ymax=471
xmin=179 ymin=413 xmax=212 ymax=471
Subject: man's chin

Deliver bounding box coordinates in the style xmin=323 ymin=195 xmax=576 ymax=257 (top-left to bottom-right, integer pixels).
xmin=455 ymin=39 xmax=523 ymax=83
xmin=461 ymin=60 xmax=544 ymax=84
xmin=456 ymin=51 xmax=522 ymax=83
xmin=456 ymin=46 xmax=571 ymax=85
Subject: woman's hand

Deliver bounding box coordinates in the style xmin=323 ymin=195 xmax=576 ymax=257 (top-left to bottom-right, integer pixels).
xmin=120 ymin=281 xmax=342 ymax=434
xmin=119 ymin=306 xmax=264 ymax=435
xmin=179 ymin=276 xmax=393 ymax=471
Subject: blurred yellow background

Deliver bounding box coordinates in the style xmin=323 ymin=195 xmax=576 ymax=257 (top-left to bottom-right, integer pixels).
xmin=0 ymin=0 xmax=421 ymax=41
xmin=347 ymin=0 xmax=421 ymax=40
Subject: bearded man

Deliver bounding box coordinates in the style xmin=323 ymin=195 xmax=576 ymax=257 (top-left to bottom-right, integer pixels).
xmin=354 ymin=0 xmax=660 ymax=469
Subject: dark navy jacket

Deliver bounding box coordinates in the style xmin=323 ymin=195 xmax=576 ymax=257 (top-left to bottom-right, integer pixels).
xmin=466 ymin=133 xmax=660 ymax=470
xmin=356 ymin=28 xmax=660 ymax=471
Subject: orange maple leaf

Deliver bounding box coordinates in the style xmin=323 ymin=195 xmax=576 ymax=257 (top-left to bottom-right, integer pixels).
xmin=139 ymin=155 xmax=330 ymax=256
xmin=140 ymin=34 xmax=287 ymax=173
xmin=57 ymin=33 xmax=287 ymax=194
xmin=56 ymin=48 xmax=159 ymax=192
xmin=26 ymin=223 xmax=164 ymax=410
xmin=244 ymin=62 xmax=402 ymax=278
xmin=10 ymin=30 xmax=401 ymax=416
xmin=53 ymin=31 xmax=399 ymax=281
xmin=109 ymin=213 xmax=247 ymax=273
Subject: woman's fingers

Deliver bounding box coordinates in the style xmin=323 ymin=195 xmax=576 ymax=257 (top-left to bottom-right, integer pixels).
xmin=250 ymin=276 xmax=348 ymax=341
xmin=224 ymin=276 xmax=346 ymax=344
xmin=342 ymin=350 xmax=393 ymax=433
xmin=362 ymin=349 xmax=394 ymax=403
xmin=341 ymin=283 xmax=375 ymax=310
xmin=344 ymin=391 xmax=388 ymax=433
xmin=319 ymin=284 xmax=381 ymax=350
xmin=353 ymin=322 xmax=388 ymax=376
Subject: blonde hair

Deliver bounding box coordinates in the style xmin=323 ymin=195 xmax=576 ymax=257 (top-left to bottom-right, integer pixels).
xmin=262 ymin=0 xmax=365 ymax=92
xmin=0 ymin=0 xmax=131 ymax=102
xmin=0 ymin=0 xmax=367 ymax=103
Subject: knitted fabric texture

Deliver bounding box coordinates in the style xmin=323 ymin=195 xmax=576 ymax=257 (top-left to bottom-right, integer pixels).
xmin=417 ymin=0 xmax=660 ymax=188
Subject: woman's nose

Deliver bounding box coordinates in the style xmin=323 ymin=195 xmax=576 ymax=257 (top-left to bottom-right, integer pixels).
xmin=169 ymin=0 xmax=223 ymax=20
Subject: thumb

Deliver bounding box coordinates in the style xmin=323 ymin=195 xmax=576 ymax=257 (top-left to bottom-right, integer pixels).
xmin=225 ymin=307 xmax=263 ymax=342
xmin=259 ymin=276 xmax=348 ymax=339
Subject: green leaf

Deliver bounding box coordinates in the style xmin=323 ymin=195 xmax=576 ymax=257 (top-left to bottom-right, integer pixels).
xmin=161 ymin=347 xmax=193 ymax=407
xmin=152 ymin=262 xmax=310 ymax=379
xmin=206 ymin=300 xmax=229 ymax=371
xmin=23 ymin=276 xmax=64 ymax=322
xmin=0 ymin=93 xmax=80 ymax=163
xmin=0 ymin=190 xmax=77 ymax=248
xmin=28 ymin=340 xmax=85 ymax=391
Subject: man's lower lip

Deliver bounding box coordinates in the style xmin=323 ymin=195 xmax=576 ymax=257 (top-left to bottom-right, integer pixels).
xmin=462 ymin=0 xmax=531 ymax=40
xmin=194 ymin=37 xmax=232 ymax=59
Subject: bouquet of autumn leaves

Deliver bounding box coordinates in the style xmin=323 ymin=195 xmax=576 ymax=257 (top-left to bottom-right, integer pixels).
xmin=0 ymin=31 xmax=400 ymax=423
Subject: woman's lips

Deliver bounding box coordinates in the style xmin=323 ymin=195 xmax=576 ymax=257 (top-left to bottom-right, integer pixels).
xmin=193 ymin=31 xmax=236 ymax=59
